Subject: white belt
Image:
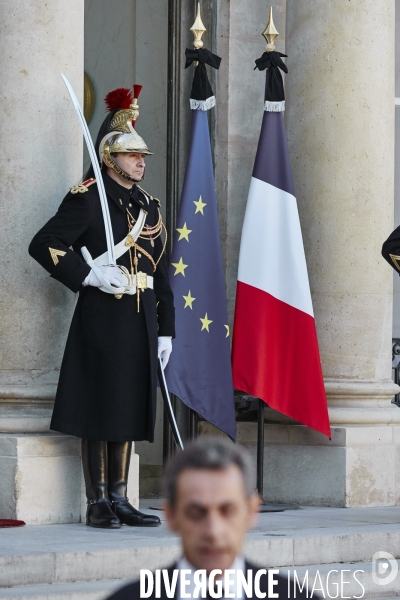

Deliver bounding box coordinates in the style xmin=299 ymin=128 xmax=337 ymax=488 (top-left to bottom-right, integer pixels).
xmin=91 ymin=208 xmax=147 ymax=267
xmin=80 ymin=207 xmax=150 ymax=297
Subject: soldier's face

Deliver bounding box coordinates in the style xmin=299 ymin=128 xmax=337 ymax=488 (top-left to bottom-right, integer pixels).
xmin=165 ymin=465 xmax=259 ymax=574
xmin=113 ymin=152 xmax=146 ymax=181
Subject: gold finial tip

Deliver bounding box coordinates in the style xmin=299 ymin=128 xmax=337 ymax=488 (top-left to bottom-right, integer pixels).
xmin=262 ymin=6 xmax=279 ymax=51
xmin=191 ymin=2 xmax=206 ymax=48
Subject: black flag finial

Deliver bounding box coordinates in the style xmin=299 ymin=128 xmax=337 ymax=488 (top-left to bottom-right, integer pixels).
xmin=185 ymin=3 xmax=221 ymax=111
xmin=255 ymin=6 xmax=287 ymax=112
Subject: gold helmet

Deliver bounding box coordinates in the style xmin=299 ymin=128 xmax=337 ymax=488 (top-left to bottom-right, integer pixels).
xmin=99 ymin=85 xmax=153 ymax=181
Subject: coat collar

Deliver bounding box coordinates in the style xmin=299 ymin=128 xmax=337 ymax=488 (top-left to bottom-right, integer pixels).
xmin=103 ymin=171 xmax=145 ymax=213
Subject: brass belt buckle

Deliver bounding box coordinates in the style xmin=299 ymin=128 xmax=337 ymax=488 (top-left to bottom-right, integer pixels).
xmin=136 ymin=271 xmax=147 ymax=290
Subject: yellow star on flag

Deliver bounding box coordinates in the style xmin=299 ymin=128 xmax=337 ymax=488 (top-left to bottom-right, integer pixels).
xmin=225 ymin=325 xmax=230 ymax=338
xmin=183 ymin=290 xmax=196 ymax=309
xmin=194 ymin=195 xmax=207 ymax=215
xmin=171 ymin=257 xmax=188 ymax=276
xmin=176 ymin=222 xmax=192 ymax=242
xmin=200 ymin=313 xmax=213 ymax=332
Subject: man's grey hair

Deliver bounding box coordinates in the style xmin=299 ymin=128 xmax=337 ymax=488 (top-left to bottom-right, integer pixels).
xmin=162 ymin=436 xmax=255 ymax=507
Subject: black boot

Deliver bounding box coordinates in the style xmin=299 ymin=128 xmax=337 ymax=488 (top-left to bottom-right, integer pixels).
xmin=108 ymin=441 xmax=161 ymax=527
xmin=82 ymin=439 xmax=121 ymax=529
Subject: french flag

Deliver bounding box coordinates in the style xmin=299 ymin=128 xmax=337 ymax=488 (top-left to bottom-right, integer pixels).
xmin=232 ymin=74 xmax=331 ymax=438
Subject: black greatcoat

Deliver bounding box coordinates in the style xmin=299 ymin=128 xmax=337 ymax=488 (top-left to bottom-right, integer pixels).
xmin=29 ymin=172 xmax=175 ymax=442
xmin=382 ymin=225 xmax=400 ymax=274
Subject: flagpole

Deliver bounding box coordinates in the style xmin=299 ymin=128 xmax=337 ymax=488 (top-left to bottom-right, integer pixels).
xmin=257 ymin=399 xmax=265 ymax=497
xmin=164 ymin=0 xmax=183 ymax=466
xmin=255 ymin=6 xmax=277 ymax=506
xmin=185 ymin=1 xmax=206 ymax=443
xmin=166 ymin=1 xmax=235 ymax=445
xmin=255 ymin=9 xmax=296 ymax=513
xmin=189 ymin=410 xmax=198 ymax=440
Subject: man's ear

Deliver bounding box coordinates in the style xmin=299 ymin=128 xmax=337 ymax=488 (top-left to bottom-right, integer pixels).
xmin=164 ymin=500 xmax=179 ymax=532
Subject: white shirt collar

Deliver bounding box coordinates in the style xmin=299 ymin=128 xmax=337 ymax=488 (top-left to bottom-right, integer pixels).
xmin=177 ymin=555 xmax=245 ymax=600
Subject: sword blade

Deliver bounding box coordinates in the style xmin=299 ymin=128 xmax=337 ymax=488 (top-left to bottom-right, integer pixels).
xmin=60 ymin=73 xmax=116 ymax=265
xmin=158 ymin=359 xmax=184 ymax=451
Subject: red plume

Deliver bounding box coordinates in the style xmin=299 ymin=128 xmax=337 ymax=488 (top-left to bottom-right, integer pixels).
xmin=133 ymin=84 xmax=142 ymax=99
xmin=104 ymin=88 xmax=133 ymax=112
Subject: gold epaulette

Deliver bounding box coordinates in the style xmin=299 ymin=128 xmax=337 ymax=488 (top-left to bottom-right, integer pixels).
xmin=137 ymin=185 xmax=161 ymax=206
xmin=70 ymin=178 xmax=96 ymax=194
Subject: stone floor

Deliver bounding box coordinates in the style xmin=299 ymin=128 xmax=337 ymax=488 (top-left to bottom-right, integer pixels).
xmin=1 ymin=502 xmax=400 ymax=599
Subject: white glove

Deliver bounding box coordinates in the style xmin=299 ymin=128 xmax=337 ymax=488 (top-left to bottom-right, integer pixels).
xmin=158 ymin=336 xmax=172 ymax=370
xmin=83 ymin=266 xmax=123 ymax=288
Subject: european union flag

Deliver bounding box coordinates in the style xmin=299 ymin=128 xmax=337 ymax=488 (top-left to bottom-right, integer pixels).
xmin=165 ymin=48 xmax=236 ymax=441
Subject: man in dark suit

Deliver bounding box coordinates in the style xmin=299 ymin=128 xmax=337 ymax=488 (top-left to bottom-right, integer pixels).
xmin=107 ymin=438 xmax=311 ymax=600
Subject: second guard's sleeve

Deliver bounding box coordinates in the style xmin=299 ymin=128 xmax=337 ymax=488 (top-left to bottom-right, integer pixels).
xmin=28 ymin=192 xmax=92 ymax=293
xmin=382 ymin=225 xmax=400 ymax=273
xmin=153 ymin=233 xmax=176 ymax=338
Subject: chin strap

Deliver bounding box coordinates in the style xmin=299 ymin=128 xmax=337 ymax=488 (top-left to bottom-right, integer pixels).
xmin=103 ymin=153 xmax=146 ymax=183
xmin=106 ymin=152 xmax=136 ymax=182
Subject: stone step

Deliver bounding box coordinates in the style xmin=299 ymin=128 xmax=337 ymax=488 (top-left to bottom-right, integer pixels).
xmin=1 ymin=562 xmax=400 ymax=600
xmin=0 ymin=525 xmax=400 ymax=593
xmin=1 ymin=506 xmax=400 ymax=590
xmin=278 ymin=561 xmax=400 ymax=599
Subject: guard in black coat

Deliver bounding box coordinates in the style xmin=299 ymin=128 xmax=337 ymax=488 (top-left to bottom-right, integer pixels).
xmin=382 ymin=224 xmax=400 ymax=274
xmin=29 ymin=86 xmax=175 ymax=529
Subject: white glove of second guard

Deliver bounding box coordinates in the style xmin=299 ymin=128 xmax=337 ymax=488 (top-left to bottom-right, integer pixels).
xmin=158 ymin=336 xmax=172 ymax=370
xmin=83 ymin=266 xmax=124 ymax=289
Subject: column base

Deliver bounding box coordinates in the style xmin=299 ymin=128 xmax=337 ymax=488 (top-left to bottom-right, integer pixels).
xmin=0 ymin=379 xmax=141 ymax=523
xmin=237 ymin=422 xmax=400 ymax=507
xmin=0 ymin=379 xmax=57 ymax=433
xmin=0 ymin=433 xmax=82 ymax=524
xmin=0 ymin=433 xmax=140 ymax=525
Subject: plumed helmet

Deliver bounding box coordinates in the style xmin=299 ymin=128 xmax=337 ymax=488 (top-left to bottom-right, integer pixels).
xmin=99 ymin=85 xmax=153 ymax=181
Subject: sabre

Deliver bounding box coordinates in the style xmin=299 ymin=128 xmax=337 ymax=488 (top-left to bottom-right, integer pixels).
xmin=158 ymin=360 xmax=184 ymax=450
xmin=60 ymin=73 xmax=116 ymax=265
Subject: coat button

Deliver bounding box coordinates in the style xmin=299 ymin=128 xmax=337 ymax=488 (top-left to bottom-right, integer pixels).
xmin=129 ymin=203 xmax=132 ymax=207
xmin=138 ymin=253 xmax=142 ymax=258
xmin=119 ymin=199 xmax=123 ymax=205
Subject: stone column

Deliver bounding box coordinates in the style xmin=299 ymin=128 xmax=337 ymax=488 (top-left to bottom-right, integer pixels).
xmin=0 ymin=0 xmax=140 ymax=524
xmin=238 ymin=0 xmax=400 ymax=507
xmin=0 ymin=0 xmax=84 ymax=524
xmin=0 ymin=0 xmax=84 ymax=426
